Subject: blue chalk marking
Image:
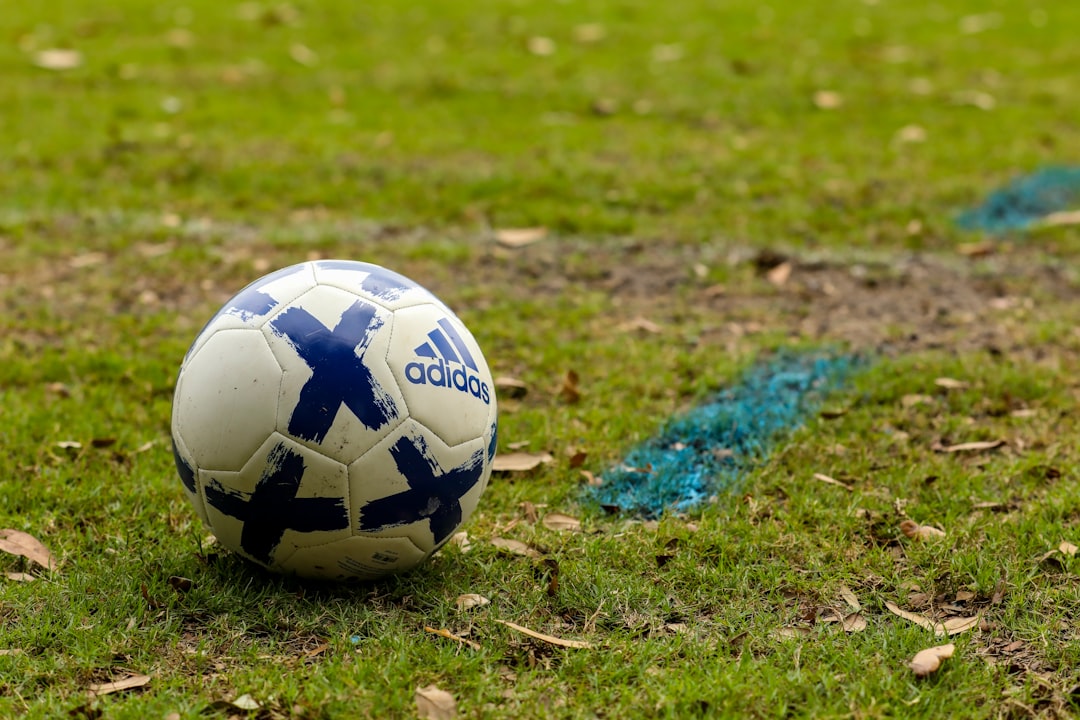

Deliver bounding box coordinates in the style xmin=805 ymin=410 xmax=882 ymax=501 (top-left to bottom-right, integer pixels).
xmin=957 ymin=166 xmax=1080 ymax=233
xmin=587 ymin=352 xmax=861 ymax=517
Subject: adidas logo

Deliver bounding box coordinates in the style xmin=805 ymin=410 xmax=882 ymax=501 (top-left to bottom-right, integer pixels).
xmin=404 ymin=319 xmax=492 ymax=405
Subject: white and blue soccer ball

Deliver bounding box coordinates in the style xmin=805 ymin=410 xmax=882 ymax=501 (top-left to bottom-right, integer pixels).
xmin=171 ymin=260 xmax=497 ymax=580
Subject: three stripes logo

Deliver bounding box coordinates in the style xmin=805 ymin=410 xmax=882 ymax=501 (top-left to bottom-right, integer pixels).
xmin=404 ymin=318 xmax=492 ymax=405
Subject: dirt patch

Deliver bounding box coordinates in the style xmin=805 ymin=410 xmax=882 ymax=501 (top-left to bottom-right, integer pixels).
xmin=475 ymin=238 xmax=1080 ymax=357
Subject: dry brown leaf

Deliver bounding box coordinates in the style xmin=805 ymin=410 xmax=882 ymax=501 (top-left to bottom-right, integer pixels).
xmin=490 ymin=538 xmax=542 ymax=558
xmin=771 ymin=626 xmax=811 ymax=640
xmin=813 ymin=473 xmax=852 ymax=491
xmin=1059 ymin=541 xmax=1078 ymax=557
xmin=560 ymin=370 xmax=581 ymax=403
xmin=1043 ymin=209 xmax=1080 ymax=227
xmin=494 ymin=376 xmax=528 ymax=399
xmin=813 ymin=90 xmax=843 ymax=109
xmin=900 ymin=520 xmax=946 ymax=541
xmin=448 ymin=531 xmax=471 ymax=553
xmin=909 ymin=643 xmax=954 ymax=677
xmin=492 ymin=452 xmax=553 ymax=473
xmin=494 ymin=619 xmax=592 ymax=649
xmin=526 ymin=36 xmax=556 ymax=56
xmin=5 ymin=572 xmax=35 ymax=582
xmin=88 ymin=675 xmax=151 ymax=696
xmin=884 ymin=601 xmax=938 ymax=632
xmin=839 ymin=585 xmax=861 ymax=612
xmin=415 ymin=684 xmax=457 ymax=720
xmin=884 ymin=601 xmax=977 ymax=637
xmin=934 ymin=377 xmax=969 ymax=389
xmin=937 ymin=439 xmax=1005 ymax=453
xmin=424 ymin=627 xmax=481 ymax=651
xmin=0 ymin=529 xmax=57 ymax=570
xmin=573 ymin=23 xmax=606 ymax=43
xmin=617 ymin=316 xmax=663 ymax=334
xmin=842 ymin=613 xmax=867 ymax=633
xmin=766 ymin=261 xmax=793 ymax=286
xmin=0 ymin=649 xmax=23 ymax=656
xmin=34 ymin=49 xmax=83 ymax=70
xmin=901 ymin=394 xmax=934 ymax=408
xmin=542 ymin=513 xmax=582 ymax=532
xmin=941 ymin=616 xmax=980 ymax=635
xmin=456 ymin=594 xmax=490 ymax=611
xmin=956 ymin=241 xmax=996 ymax=258
xmin=494 ymin=227 xmax=548 ymax=247
xmin=289 ymin=43 xmax=318 ymax=66
xmin=580 ymin=470 xmax=601 ymax=486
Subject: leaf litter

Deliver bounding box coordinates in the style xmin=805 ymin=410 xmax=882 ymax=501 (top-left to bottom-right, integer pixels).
xmin=0 ymin=529 xmax=58 ymax=570
xmin=492 ymin=452 xmax=553 ymax=473
xmin=494 ymin=619 xmax=592 ymax=649
xmin=910 ymin=643 xmax=955 ymax=677
xmin=884 ymin=601 xmax=979 ymax=637
xmin=415 ymin=685 xmax=457 ymax=720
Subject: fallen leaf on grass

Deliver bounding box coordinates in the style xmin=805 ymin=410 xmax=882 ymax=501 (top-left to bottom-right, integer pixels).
xmin=231 ymin=695 xmax=261 ymax=711
xmin=617 ymin=316 xmax=663 ymax=334
xmin=884 ymin=602 xmax=978 ymax=637
xmin=494 ymin=376 xmax=528 ymax=399
xmin=560 ymin=370 xmax=581 ymax=403
xmin=542 ymin=513 xmax=582 ymax=532
xmin=956 ymin=241 xmax=996 ymax=258
xmin=33 ymin=49 xmax=83 ymax=70
xmin=490 ymin=538 xmax=543 ymax=558
xmin=935 ymin=439 xmax=1005 ymax=453
xmin=901 ymin=394 xmax=934 ymax=408
xmin=812 ymin=90 xmax=843 ymax=109
xmin=934 ymin=377 xmax=969 ymax=389
xmin=0 ymin=649 xmax=23 ymax=656
xmin=909 ymin=643 xmax=954 ymax=677
xmin=424 ymin=626 xmax=481 ymax=651
xmin=88 ymin=674 xmax=151 ymax=696
xmin=456 ymin=594 xmax=490 ymax=611
xmin=1037 ymin=541 xmax=1078 ymax=567
xmin=900 ymin=520 xmax=946 ymax=540
xmin=771 ymin=627 xmax=811 ymax=640
xmin=812 ymin=473 xmax=852 ymax=491
xmin=494 ymin=619 xmax=592 ymax=649
xmin=842 ymin=613 xmax=868 ymax=633
xmin=494 ymin=227 xmax=547 ymax=247
xmin=448 ymin=531 xmax=471 ymax=553
xmin=1043 ymin=209 xmax=1080 ymax=227
xmin=839 ymin=585 xmax=861 ymax=612
xmin=766 ymin=261 xmax=793 ymax=286
xmin=941 ymin=616 xmax=980 ymax=635
xmin=415 ymin=684 xmax=457 ymax=720
xmin=0 ymin=529 xmax=57 ymax=570
xmin=492 ymin=452 xmax=553 ymax=472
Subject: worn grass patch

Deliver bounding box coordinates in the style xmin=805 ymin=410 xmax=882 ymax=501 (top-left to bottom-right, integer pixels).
xmin=2 ymin=0 xmax=1080 ymax=718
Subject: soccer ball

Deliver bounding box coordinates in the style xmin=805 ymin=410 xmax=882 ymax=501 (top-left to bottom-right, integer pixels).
xmin=171 ymin=260 xmax=497 ymax=580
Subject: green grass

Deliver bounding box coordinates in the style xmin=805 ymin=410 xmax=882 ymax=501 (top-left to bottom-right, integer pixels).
xmin=2 ymin=0 xmax=1080 ymax=717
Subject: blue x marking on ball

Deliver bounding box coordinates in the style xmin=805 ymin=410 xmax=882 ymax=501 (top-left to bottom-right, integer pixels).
xmin=270 ymin=300 xmax=399 ymax=444
xmin=359 ymin=435 xmax=486 ymax=545
xmin=203 ymin=443 xmax=350 ymax=564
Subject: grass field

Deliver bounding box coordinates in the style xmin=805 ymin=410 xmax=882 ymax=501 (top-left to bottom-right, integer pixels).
xmin=2 ymin=1 xmax=1080 ymax=718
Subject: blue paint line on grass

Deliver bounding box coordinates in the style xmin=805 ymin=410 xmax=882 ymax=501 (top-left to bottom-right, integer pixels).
xmin=957 ymin=166 xmax=1080 ymax=233
xmin=587 ymin=351 xmax=861 ymax=517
